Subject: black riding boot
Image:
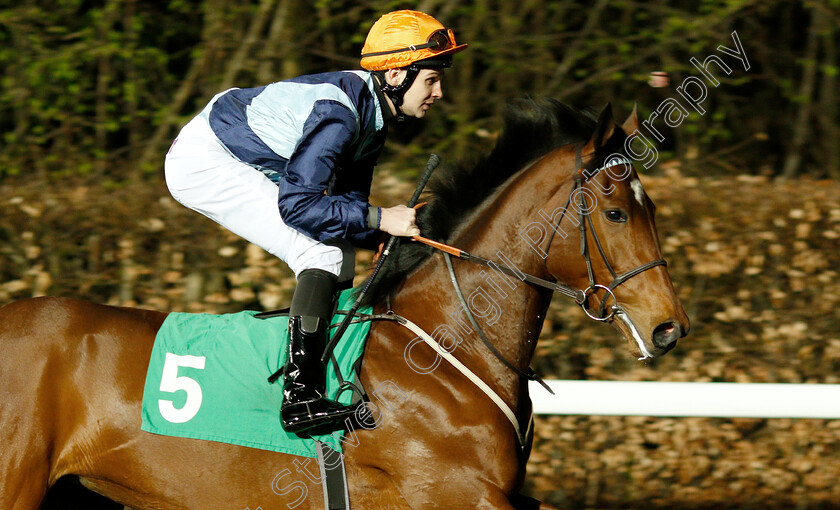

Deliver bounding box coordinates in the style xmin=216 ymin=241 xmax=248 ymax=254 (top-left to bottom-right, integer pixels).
xmin=280 ymin=269 xmax=360 ymax=433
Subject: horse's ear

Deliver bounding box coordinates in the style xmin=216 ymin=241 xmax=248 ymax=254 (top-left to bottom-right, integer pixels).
xmin=584 ymin=103 xmax=616 ymax=153
xmin=622 ymin=103 xmax=639 ymax=134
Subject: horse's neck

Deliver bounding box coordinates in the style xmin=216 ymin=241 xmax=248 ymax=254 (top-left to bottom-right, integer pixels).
xmin=394 ymin=155 xmax=572 ymax=407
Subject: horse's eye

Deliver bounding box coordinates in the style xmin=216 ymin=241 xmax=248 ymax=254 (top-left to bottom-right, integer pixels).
xmin=605 ymin=209 xmax=627 ymax=223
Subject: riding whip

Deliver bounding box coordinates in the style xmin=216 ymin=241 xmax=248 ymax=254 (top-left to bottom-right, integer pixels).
xmin=320 ymin=154 xmax=441 ymax=364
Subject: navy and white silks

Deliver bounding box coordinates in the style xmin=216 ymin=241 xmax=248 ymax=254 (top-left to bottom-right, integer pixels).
xmin=164 ymin=71 xmax=390 ymax=279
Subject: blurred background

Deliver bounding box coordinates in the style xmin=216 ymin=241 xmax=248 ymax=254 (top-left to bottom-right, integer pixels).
xmin=2 ymin=0 xmax=839 ymax=508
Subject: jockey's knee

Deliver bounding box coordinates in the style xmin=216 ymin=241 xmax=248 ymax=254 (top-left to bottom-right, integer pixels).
xmin=287 ymin=240 xmax=355 ymax=284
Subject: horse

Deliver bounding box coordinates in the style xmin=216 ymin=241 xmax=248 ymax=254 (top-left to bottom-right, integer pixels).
xmin=0 ymin=98 xmax=688 ymax=510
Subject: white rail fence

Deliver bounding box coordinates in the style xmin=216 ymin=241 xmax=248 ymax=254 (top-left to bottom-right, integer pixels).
xmin=529 ymin=380 xmax=840 ymax=419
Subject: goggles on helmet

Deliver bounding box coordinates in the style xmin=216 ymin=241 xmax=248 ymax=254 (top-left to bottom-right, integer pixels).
xmin=361 ymin=29 xmax=456 ymax=58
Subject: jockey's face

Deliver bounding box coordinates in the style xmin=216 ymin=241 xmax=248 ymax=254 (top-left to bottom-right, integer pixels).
xmin=400 ymin=69 xmax=444 ymax=119
xmin=384 ymin=69 xmax=444 ymax=119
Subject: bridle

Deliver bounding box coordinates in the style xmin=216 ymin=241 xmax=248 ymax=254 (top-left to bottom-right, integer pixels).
xmin=539 ymin=148 xmax=667 ymax=321
xmin=431 ymin=148 xmax=667 ymax=322
xmin=421 ymin=145 xmax=667 ymax=391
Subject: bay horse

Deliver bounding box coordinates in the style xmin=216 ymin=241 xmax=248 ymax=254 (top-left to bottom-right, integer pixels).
xmin=0 ymin=98 xmax=688 ymax=509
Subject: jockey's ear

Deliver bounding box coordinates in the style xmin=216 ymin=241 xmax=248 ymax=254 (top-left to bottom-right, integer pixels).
xmin=622 ymin=103 xmax=639 ymax=134
xmin=385 ymin=68 xmax=407 ymax=87
xmin=583 ymin=103 xmax=616 ymax=154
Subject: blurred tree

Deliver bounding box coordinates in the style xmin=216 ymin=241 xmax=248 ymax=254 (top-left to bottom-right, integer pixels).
xmin=0 ymin=0 xmax=837 ymax=181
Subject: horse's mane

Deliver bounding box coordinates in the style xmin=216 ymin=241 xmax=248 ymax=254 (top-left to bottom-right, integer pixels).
xmin=361 ymin=97 xmax=599 ymax=307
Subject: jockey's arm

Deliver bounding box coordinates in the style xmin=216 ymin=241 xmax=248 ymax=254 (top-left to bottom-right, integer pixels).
xmin=277 ymin=101 xmax=377 ymax=242
xmin=278 ymin=101 xmax=418 ymax=243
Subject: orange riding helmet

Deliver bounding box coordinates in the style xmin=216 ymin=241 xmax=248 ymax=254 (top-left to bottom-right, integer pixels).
xmin=360 ymin=10 xmax=467 ymax=71
xmin=360 ymin=11 xmax=467 ymax=116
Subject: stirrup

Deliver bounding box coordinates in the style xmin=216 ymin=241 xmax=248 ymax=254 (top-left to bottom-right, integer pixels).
xmin=281 ymin=397 xmax=361 ymax=433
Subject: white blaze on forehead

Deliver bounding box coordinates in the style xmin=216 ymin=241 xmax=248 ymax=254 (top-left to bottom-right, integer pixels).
xmin=630 ymin=178 xmax=645 ymax=206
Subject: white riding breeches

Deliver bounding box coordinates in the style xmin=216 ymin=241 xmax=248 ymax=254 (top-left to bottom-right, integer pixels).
xmin=164 ymin=115 xmax=354 ymax=280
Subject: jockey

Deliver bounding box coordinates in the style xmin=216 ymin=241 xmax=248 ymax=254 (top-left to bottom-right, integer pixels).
xmin=164 ymin=10 xmax=467 ymax=433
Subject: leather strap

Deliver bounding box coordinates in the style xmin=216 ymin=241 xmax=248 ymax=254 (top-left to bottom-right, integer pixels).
xmin=315 ymin=441 xmax=351 ymax=510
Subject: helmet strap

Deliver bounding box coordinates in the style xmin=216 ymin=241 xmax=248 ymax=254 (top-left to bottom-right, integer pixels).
xmin=375 ymin=68 xmax=420 ymax=122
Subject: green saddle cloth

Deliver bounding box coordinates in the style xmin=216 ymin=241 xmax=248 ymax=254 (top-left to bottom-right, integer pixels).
xmin=140 ymin=289 xmax=371 ymax=458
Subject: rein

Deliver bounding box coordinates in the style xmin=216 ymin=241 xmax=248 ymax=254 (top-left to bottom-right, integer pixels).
xmin=324 ymin=150 xmax=669 ymax=455
xmin=415 ymin=236 xmax=583 ymax=302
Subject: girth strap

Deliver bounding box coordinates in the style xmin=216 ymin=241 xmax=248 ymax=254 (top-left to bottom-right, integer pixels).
xmin=315 ymin=441 xmax=351 ymax=510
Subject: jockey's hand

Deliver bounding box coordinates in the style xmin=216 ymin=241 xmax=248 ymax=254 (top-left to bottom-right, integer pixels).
xmin=379 ymin=205 xmax=420 ymax=237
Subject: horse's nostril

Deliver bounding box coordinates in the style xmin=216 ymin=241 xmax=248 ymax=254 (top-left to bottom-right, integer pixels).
xmin=652 ymin=320 xmax=681 ymax=349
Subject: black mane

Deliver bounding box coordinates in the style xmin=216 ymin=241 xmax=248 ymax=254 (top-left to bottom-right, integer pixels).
xmin=361 ymin=97 xmax=599 ymax=306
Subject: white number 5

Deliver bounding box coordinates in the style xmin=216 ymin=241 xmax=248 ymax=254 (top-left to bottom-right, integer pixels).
xmin=158 ymin=352 xmax=206 ymax=423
